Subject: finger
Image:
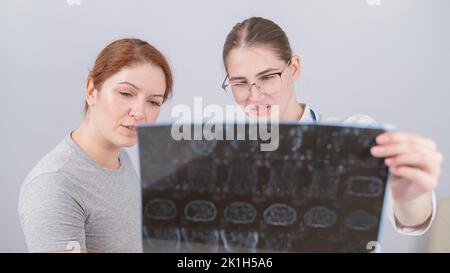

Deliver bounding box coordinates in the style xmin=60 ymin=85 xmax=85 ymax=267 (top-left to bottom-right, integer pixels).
xmin=371 ymin=142 xmax=430 ymax=158
xmin=389 ymin=166 xmax=437 ymax=192
xmin=385 ymin=152 xmax=442 ymax=177
xmin=376 ymin=131 xmax=437 ymax=150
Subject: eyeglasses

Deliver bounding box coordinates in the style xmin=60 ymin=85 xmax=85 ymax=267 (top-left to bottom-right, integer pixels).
xmin=222 ymin=60 xmax=292 ymax=103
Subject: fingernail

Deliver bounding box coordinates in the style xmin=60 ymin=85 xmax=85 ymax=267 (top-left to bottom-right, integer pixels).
xmin=385 ymin=158 xmax=392 ymax=165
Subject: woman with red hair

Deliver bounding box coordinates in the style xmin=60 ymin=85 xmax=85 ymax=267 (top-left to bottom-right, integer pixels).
xmin=19 ymin=38 xmax=173 ymax=253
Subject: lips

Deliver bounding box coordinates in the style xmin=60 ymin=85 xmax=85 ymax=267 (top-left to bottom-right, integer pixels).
xmin=121 ymin=125 xmax=138 ymax=136
xmin=122 ymin=125 xmax=137 ymax=131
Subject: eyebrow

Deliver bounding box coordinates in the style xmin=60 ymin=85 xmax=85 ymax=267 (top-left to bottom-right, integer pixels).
xmin=148 ymin=94 xmax=165 ymax=99
xmin=229 ymin=67 xmax=279 ymax=81
xmin=118 ymin=81 xmax=165 ymax=99
xmin=118 ymin=81 xmax=140 ymax=90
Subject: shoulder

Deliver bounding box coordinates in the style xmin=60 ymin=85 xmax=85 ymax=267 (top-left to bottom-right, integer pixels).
xmin=19 ymin=137 xmax=81 ymax=214
xmin=318 ymin=112 xmax=378 ymax=126
xmin=18 ymin=171 xmax=87 ymax=253
xmin=24 ymin=136 xmax=78 ymax=184
xmin=18 ymin=172 xmax=79 ymax=218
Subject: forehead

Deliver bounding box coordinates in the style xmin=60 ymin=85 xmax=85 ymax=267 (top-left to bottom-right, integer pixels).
xmin=105 ymin=63 xmax=166 ymax=95
xmin=226 ymin=46 xmax=284 ymax=77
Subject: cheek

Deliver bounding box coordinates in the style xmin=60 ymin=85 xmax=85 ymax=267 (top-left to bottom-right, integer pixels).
xmin=275 ymin=79 xmax=294 ymax=104
xmin=269 ymin=91 xmax=290 ymax=109
xmin=146 ymin=107 xmax=161 ymax=122
xmin=96 ymin=93 xmax=128 ymax=125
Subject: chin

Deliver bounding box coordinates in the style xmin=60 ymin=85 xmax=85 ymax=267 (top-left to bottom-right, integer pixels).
xmin=114 ymin=136 xmax=138 ymax=148
xmin=121 ymin=139 xmax=137 ymax=148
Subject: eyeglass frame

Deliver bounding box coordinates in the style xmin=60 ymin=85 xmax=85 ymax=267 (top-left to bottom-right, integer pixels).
xmin=221 ymin=59 xmax=292 ymax=99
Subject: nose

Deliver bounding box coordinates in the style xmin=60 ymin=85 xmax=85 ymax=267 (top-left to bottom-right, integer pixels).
xmin=248 ymin=83 xmax=264 ymax=101
xmin=129 ymin=100 xmax=145 ymax=121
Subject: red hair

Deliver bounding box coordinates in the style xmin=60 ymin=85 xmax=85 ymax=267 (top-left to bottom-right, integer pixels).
xmin=85 ymin=38 xmax=173 ymax=112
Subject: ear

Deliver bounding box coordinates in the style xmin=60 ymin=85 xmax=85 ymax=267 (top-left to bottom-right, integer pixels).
xmin=290 ymin=55 xmax=301 ymax=81
xmin=85 ymin=77 xmax=98 ymax=108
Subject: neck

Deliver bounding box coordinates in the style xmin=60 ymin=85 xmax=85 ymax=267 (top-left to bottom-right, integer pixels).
xmin=71 ymin=117 xmax=121 ymax=170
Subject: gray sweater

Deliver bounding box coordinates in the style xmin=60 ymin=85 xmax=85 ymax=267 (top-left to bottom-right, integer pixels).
xmin=18 ymin=134 xmax=142 ymax=252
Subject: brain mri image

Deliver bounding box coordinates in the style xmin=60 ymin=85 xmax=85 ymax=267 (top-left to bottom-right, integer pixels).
xmin=138 ymin=123 xmax=389 ymax=253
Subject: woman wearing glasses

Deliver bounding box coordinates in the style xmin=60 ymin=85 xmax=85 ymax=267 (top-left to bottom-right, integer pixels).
xmin=221 ymin=17 xmax=443 ymax=234
xmin=19 ymin=38 xmax=173 ymax=252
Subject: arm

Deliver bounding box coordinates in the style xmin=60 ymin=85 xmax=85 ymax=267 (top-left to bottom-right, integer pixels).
xmin=19 ymin=173 xmax=88 ymax=253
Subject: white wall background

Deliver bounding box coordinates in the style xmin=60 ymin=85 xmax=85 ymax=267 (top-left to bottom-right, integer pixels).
xmin=1 ymin=0 xmax=449 ymax=252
